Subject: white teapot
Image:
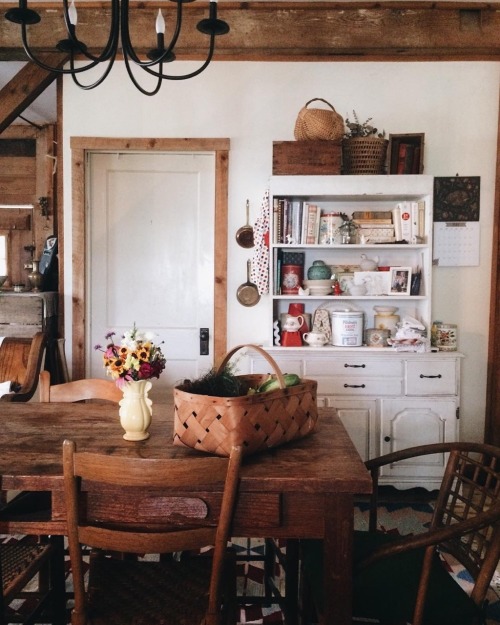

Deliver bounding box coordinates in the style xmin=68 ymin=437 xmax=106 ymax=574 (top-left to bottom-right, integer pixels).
xmin=359 ymin=254 xmax=379 ymax=271
xmin=283 ymin=315 xmax=304 ymax=332
xmin=303 ymin=331 xmax=328 ymax=346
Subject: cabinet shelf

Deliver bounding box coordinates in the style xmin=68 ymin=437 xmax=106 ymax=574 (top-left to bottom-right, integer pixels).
xmin=269 ymin=174 xmax=433 ymax=347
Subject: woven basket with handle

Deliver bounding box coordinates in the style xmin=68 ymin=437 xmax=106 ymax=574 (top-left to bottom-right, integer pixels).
xmin=294 ymin=98 xmax=344 ymax=142
xmin=173 ymin=344 xmax=318 ymax=457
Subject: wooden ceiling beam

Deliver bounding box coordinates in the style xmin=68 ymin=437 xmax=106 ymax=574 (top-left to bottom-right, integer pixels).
xmin=1 ymin=3 xmax=500 ymax=62
xmin=0 ymin=53 xmax=66 ymax=134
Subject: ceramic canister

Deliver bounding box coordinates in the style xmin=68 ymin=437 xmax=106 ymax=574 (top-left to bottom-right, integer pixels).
xmin=374 ymin=312 xmax=400 ymax=337
xmin=365 ymin=328 xmax=390 ymax=347
xmin=330 ymin=310 xmax=364 ymax=347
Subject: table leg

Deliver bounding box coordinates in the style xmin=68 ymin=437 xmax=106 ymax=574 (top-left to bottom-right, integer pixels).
xmin=323 ymin=494 xmax=354 ymax=625
xmin=284 ymin=539 xmax=299 ymax=625
xmin=49 ymin=535 xmax=67 ymax=625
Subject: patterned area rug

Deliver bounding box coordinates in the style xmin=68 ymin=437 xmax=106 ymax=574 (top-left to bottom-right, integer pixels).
xmin=5 ymin=494 xmax=500 ymax=624
xmin=234 ymin=489 xmax=500 ymax=624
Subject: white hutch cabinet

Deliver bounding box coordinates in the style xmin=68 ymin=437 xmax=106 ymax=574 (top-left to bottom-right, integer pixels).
xmin=249 ymin=174 xmax=462 ymax=490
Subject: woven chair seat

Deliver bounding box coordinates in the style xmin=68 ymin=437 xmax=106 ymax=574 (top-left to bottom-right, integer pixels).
xmin=86 ymin=556 xmax=215 ymax=625
xmin=1 ymin=542 xmax=52 ymax=600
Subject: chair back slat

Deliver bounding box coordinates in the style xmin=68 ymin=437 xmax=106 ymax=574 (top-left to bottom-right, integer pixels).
xmin=39 ymin=370 xmax=122 ymax=403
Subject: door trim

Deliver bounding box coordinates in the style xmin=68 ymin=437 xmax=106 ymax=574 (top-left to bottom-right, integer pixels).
xmin=70 ymin=137 xmax=230 ymax=380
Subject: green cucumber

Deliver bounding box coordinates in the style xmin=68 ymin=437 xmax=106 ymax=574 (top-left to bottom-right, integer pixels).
xmin=257 ymin=373 xmax=301 ymax=393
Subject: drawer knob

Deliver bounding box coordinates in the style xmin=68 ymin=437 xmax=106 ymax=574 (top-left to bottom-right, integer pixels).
xmin=344 ymin=383 xmax=366 ymax=389
xmin=384 ymin=436 xmax=391 ymax=442
xmin=344 ymin=363 xmax=366 ymax=368
xmin=419 ymin=374 xmax=442 ymax=379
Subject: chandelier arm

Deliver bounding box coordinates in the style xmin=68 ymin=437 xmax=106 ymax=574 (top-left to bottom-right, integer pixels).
xmin=19 ymin=23 xmax=103 ymax=74
xmin=120 ymin=0 xmax=183 ymax=67
xmin=67 ymin=52 xmax=117 ymax=90
xmin=141 ymin=35 xmax=215 ymax=81
xmin=60 ymin=0 xmax=120 ymax=63
xmin=123 ymin=52 xmax=163 ymax=96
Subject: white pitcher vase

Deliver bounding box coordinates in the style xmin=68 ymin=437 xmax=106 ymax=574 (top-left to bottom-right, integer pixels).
xmin=119 ymin=379 xmax=153 ymax=441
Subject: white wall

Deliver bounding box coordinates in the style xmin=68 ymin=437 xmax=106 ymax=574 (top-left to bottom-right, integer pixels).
xmin=62 ymin=60 xmax=500 ymax=443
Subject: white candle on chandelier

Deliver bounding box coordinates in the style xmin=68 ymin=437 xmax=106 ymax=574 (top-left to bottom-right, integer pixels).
xmin=155 ymin=9 xmax=165 ymax=34
xmin=68 ymin=0 xmax=78 ymax=26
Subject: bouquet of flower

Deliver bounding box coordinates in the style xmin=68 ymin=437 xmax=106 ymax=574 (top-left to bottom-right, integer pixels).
xmin=95 ymin=324 xmax=166 ymax=388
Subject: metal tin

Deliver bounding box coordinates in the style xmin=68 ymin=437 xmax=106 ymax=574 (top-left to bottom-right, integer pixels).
xmin=435 ymin=324 xmax=457 ymax=351
xmin=281 ymin=264 xmax=303 ymax=295
xmin=331 ymin=310 xmax=364 ymax=347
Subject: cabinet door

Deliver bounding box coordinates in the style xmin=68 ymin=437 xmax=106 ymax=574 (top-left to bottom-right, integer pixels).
xmin=326 ymin=397 xmax=378 ymax=461
xmin=380 ymin=398 xmax=458 ymax=483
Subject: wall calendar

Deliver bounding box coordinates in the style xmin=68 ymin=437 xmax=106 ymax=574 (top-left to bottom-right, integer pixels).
xmin=432 ymin=176 xmax=480 ymax=267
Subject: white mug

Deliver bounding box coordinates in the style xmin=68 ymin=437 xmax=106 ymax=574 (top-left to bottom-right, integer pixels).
xmin=303 ymin=331 xmax=328 ymax=346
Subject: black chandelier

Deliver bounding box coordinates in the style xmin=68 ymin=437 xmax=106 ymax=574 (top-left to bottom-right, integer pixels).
xmin=5 ymin=0 xmax=230 ymax=96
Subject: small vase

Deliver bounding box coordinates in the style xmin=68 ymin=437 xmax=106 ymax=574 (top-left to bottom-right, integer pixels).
xmin=119 ymin=379 xmax=153 ymax=441
xmin=27 ymin=260 xmax=43 ymax=292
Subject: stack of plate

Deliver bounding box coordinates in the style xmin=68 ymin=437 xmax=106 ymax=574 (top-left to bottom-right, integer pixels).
xmin=303 ymin=279 xmax=332 ymax=296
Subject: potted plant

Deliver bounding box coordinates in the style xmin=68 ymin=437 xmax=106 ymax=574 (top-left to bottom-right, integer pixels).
xmin=342 ymin=110 xmax=388 ymax=175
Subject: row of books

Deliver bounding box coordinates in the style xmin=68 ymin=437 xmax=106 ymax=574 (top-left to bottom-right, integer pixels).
xmin=390 ymin=142 xmax=422 ymax=175
xmin=272 ymin=197 xmax=426 ymax=245
xmin=272 ymin=198 xmax=322 ymax=245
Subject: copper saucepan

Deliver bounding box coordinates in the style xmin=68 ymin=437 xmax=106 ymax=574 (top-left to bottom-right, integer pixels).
xmin=236 ymin=260 xmax=260 ymax=307
xmin=235 ymin=200 xmax=254 ymax=248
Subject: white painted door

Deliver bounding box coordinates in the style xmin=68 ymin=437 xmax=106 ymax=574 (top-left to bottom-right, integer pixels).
xmin=86 ymin=151 xmax=215 ymax=401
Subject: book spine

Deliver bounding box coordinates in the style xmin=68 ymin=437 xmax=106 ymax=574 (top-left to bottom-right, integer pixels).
xmin=411 ymin=201 xmax=419 ymax=244
xmin=392 ymin=205 xmax=402 ymax=241
xmin=399 ymin=201 xmax=412 ymax=242
xmin=273 ymin=198 xmax=279 ymax=244
xmin=314 ymin=206 xmax=322 ymax=244
xmin=418 ymin=200 xmax=426 ymax=240
xmin=305 ymin=204 xmax=318 ymax=244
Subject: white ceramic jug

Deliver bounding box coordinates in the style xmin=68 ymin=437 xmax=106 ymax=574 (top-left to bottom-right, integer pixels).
xmin=283 ymin=315 xmax=304 ymax=332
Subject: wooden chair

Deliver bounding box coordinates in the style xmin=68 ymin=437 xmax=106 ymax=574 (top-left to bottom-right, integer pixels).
xmin=39 ymin=370 xmax=122 ymax=403
xmin=0 ymin=333 xmax=47 ymax=402
xmin=62 ymin=439 xmax=243 ymax=625
xmin=301 ymin=442 xmax=500 ymax=625
xmin=0 ymin=535 xmax=64 ymax=625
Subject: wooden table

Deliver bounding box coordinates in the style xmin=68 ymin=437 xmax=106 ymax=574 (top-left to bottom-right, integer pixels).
xmin=0 ymin=403 xmax=372 ymax=625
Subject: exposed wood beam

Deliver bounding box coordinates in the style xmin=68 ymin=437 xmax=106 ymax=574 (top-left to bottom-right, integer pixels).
xmin=1 ymin=3 xmax=500 ymax=62
xmin=0 ymin=53 xmax=66 ymax=134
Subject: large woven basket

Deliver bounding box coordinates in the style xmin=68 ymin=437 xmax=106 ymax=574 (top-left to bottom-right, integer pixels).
xmin=342 ymin=137 xmax=388 ymax=175
xmin=173 ymin=344 xmax=318 ymax=457
xmin=294 ymin=98 xmax=344 ymax=142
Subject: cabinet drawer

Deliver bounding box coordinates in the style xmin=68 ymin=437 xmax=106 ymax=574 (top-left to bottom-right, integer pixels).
xmin=305 ymin=357 xmax=402 ymax=378
xmin=317 ymin=376 xmax=402 ymax=396
xmin=405 ymin=359 xmax=458 ymax=395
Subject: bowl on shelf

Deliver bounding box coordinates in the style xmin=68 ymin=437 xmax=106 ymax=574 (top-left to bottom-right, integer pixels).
xmin=303 ymin=279 xmax=333 ymax=296
xmin=373 ymin=305 xmax=398 ymax=314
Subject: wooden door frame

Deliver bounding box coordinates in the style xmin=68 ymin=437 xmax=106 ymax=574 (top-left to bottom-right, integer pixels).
xmin=70 ymin=137 xmax=229 ymax=380
xmin=485 ymin=100 xmax=500 ymax=445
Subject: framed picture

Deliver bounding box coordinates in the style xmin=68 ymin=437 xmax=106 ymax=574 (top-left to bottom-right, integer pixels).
xmin=389 ymin=267 xmax=412 ymax=295
xmin=387 ymin=133 xmax=425 ymax=175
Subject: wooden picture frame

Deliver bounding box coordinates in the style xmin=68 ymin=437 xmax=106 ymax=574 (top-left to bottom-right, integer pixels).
xmin=387 ymin=133 xmax=425 ymax=175
xmin=389 ymin=267 xmax=412 ymax=295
